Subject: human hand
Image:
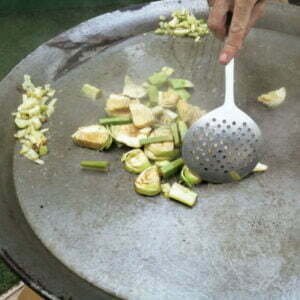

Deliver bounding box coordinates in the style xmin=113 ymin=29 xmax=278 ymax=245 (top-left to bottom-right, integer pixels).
xmin=207 ymin=0 xmax=267 ymax=64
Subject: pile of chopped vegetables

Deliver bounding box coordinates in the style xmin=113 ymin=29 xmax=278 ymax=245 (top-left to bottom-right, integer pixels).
xmin=73 ymin=67 xmax=206 ymax=207
xmin=73 ymin=67 xmax=268 ymax=207
xmin=13 ymin=75 xmax=57 ymax=165
xmin=155 ymin=10 xmax=210 ymax=42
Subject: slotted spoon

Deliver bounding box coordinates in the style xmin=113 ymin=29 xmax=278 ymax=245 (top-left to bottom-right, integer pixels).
xmin=182 ymin=59 xmax=263 ymax=183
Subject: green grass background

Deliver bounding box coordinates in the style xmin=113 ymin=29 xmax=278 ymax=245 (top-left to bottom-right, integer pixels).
xmin=0 ymin=0 xmax=150 ymax=294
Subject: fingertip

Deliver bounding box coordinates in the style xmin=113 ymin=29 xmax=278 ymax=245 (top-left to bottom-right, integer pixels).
xmin=219 ymin=52 xmax=229 ymax=64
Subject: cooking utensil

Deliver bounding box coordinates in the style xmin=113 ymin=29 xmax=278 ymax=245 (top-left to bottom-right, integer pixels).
xmin=182 ymin=59 xmax=262 ymax=183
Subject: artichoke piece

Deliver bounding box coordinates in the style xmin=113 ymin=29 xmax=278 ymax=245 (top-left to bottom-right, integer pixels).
xmin=176 ymin=99 xmax=206 ymax=126
xmin=72 ymin=125 xmax=112 ymax=150
xmin=253 ymin=162 xmax=268 ymax=173
xmin=174 ymin=89 xmax=191 ymax=101
xmin=169 ymin=78 xmax=194 ymax=89
xmin=160 ymin=109 xmax=178 ymax=124
xmin=148 ymin=67 xmax=174 ymax=87
xmin=147 ymin=85 xmax=159 ymax=105
xmin=121 ymin=149 xmax=151 ymax=174
xmin=105 ymin=94 xmax=132 ymax=117
xmin=135 ymin=166 xmax=161 ymax=196
xmin=151 ymin=106 xmax=164 ymax=119
xmin=81 ymin=84 xmax=102 ymax=100
xmin=229 ymin=171 xmax=242 ymax=181
xmin=155 ymin=160 xmax=170 ymax=168
xmin=144 ymin=127 xmax=174 ymax=160
xmin=180 ymin=165 xmax=202 ymax=187
xmin=169 ymin=183 xmax=197 ymax=207
xmin=158 ymin=89 xmax=180 ymax=108
xmin=257 ymin=87 xmax=286 ymax=108
xmin=123 ymin=75 xmax=147 ymax=99
xmin=161 ymin=183 xmax=171 ymax=198
xmin=110 ymin=124 xmax=151 ymax=148
xmin=99 ymin=116 xmax=132 ymax=126
xmin=129 ymin=102 xmax=155 ymax=128
xmin=145 ymin=148 xmax=180 ymax=161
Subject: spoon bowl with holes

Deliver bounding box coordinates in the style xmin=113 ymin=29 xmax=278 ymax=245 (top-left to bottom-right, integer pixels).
xmin=182 ymin=59 xmax=263 ymax=183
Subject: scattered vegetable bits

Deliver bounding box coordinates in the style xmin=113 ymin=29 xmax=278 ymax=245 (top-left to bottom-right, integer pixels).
xmin=155 ymin=10 xmax=210 ymax=42
xmin=257 ymin=87 xmax=286 ymax=108
xmin=13 ymin=75 xmax=57 ymax=164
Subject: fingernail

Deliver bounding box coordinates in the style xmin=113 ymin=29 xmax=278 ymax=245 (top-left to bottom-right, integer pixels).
xmin=219 ymin=53 xmax=228 ymax=64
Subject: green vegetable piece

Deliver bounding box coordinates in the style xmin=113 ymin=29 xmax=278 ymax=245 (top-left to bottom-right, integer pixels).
xmin=99 ymin=117 xmax=132 ymax=126
xmin=148 ymin=67 xmax=174 ymax=87
xmin=39 ymin=145 xmax=48 ymax=156
xmin=161 ymin=183 xmax=171 ymax=198
xmin=169 ymin=78 xmax=194 ymax=89
xmin=121 ymin=149 xmax=151 ymax=174
xmin=147 ymin=85 xmax=159 ymax=105
xmin=169 ymin=183 xmax=197 ymax=207
xmin=140 ymin=136 xmax=173 ymax=146
xmin=155 ymin=160 xmax=170 ymax=168
xmin=229 ymin=171 xmax=242 ymax=181
xmin=180 ymin=165 xmax=202 ymax=187
xmin=177 ymin=120 xmax=188 ymax=140
xmin=82 ymin=84 xmax=102 ymax=100
xmin=80 ymin=160 xmax=109 ymax=171
xmin=159 ymin=158 xmax=184 ymax=179
xmin=174 ymin=89 xmax=191 ymax=101
xmin=135 ymin=166 xmax=161 ymax=196
xmin=170 ymin=122 xmax=180 ymax=146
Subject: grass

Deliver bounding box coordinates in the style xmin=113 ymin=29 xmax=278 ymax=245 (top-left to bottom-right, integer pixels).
xmin=0 ymin=260 xmax=19 ymax=294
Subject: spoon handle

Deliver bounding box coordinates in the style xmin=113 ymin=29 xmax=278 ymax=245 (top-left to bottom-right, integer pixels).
xmin=224 ymin=58 xmax=235 ymax=107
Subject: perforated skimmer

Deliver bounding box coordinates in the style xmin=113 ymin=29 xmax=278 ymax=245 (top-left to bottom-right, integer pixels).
xmin=182 ymin=59 xmax=262 ymax=183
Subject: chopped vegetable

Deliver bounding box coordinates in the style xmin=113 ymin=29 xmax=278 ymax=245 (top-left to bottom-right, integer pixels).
xmin=180 ymin=165 xmax=202 ymax=187
xmin=140 ymin=135 xmax=173 ymax=146
xmin=72 ymin=125 xmax=112 ymax=150
xmin=158 ymin=89 xmax=180 ymax=109
xmin=160 ymin=109 xmax=178 ymax=124
xmin=159 ymin=158 xmax=184 ymax=179
xmin=177 ymin=120 xmax=188 ymax=140
xmin=145 ymin=149 xmax=180 ymax=161
xmin=123 ymin=75 xmax=147 ymax=99
xmin=155 ymin=160 xmax=170 ymax=168
xmin=168 ymin=183 xmax=197 ymax=207
xmin=170 ymin=122 xmax=180 ymax=146
xmin=99 ymin=116 xmax=132 ymax=126
xmin=80 ymin=160 xmax=109 ymax=171
xmin=144 ymin=127 xmax=174 ymax=159
xmin=81 ymin=84 xmax=102 ymax=100
xmin=148 ymin=67 xmax=174 ymax=86
xmin=147 ymin=85 xmax=159 ymax=105
xmin=155 ymin=10 xmax=209 ymax=42
xmin=253 ymin=162 xmax=268 ymax=173
xmin=229 ymin=171 xmax=242 ymax=181
xmin=174 ymin=89 xmax=191 ymax=101
xmin=105 ymin=94 xmax=132 ymax=117
xmin=151 ymin=106 xmax=164 ymax=119
xmin=129 ymin=102 xmax=155 ymax=128
xmin=161 ymin=183 xmax=171 ymax=198
xmin=257 ymin=87 xmax=286 ymax=108
xmin=169 ymin=78 xmax=194 ymax=89
xmin=177 ymin=99 xmax=206 ymax=126
xmin=13 ymin=75 xmax=57 ymax=164
xmin=110 ymin=124 xmax=151 ymax=148
xmin=121 ymin=149 xmax=151 ymax=174
xmin=135 ymin=166 xmax=161 ymax=196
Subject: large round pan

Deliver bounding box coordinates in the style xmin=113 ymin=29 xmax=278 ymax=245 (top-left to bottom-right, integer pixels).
xmin=0 ymin=1 xmax=299 ymax=299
